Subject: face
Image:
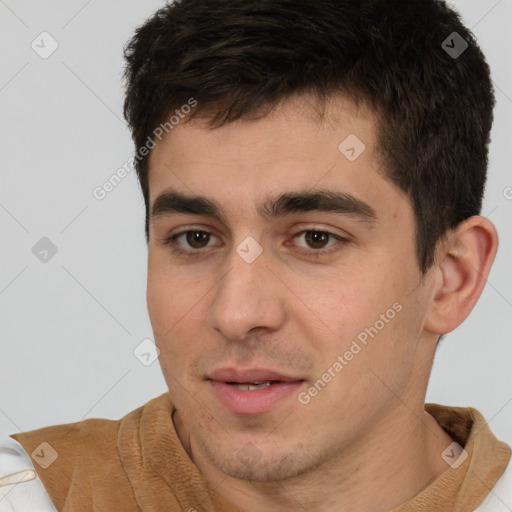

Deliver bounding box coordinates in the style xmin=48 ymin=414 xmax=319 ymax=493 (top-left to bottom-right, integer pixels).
xmin=146 ymin=94 xmax=436 ymax=482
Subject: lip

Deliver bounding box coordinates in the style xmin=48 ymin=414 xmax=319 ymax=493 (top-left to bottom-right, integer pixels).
xmin=207 ymin=367 xmax=305 ymax=415
xmin=208 ymin=367 xmax=303 ymax=383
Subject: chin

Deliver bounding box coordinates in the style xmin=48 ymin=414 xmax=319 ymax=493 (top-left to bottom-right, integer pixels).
xmin=219 ymin=456 xmax=299 ymax=482
xmin=200 ymin=438 xmax=318 ymax=482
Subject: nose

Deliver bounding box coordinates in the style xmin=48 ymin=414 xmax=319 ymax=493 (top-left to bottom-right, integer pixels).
xmin=206 ymin=241 xmax=286 ymax=342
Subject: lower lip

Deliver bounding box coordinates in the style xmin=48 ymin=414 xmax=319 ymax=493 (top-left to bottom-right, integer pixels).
xmin=209 ymin=380 xmax=304 ymax=415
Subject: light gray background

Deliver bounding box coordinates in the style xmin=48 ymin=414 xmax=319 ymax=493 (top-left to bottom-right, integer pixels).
xmin=1 ymin=0 xmax=511 ymax=445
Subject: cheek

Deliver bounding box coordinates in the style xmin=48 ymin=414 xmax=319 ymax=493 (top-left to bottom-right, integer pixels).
xmin=146 ymin=251 xmax=201 ymax=333
xmin=147 ymin=258 xmax=210 ymax=370
xmin=147 ymin=274 xmax=175 ymax=337
xmin=308 ymin=262 xmax=418 ymax=364
xmin=308 ymin=274 xmax=388 ymax=338
xmin=147 ymin=269 xmax=184 ymax=372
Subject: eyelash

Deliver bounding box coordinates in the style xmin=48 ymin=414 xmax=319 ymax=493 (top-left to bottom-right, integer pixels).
xmin=160 ymin=229 xmax=349 ymax=258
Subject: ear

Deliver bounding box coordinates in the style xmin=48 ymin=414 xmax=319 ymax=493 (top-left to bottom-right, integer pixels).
xmin=424 ymin=216 xmax=499 ymax=335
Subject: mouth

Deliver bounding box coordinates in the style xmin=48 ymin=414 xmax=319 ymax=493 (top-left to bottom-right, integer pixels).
xmin=206 ymin=368 xmax=306 ymax=415
xmin=226 ymin=381 xmax=279 ymax=391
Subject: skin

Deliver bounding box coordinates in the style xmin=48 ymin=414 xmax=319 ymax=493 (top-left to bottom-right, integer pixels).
xmin=146 ymin=94 xmax=498 ymax=512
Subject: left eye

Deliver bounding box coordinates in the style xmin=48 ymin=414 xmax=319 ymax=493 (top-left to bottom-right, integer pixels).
xmin=292 ymin=230 xmax=342 ymax=251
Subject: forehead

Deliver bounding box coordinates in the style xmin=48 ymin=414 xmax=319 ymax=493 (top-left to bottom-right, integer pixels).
xmin=147 ymin=94 xmax=410 ymax=225
xmin=149 ymin=94 xmax=378 ymax=169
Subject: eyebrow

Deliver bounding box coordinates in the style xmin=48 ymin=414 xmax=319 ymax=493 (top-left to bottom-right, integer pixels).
xmin=150 ymin=188 xmax=377 ymax=225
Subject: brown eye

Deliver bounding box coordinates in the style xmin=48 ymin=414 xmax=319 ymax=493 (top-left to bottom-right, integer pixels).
xmin=290 ymin=229 xmax=349 ymax=257
xmin=185 ymin=231 xmax=211 ymax=249
xmin=295 ymin=230 xmax=339 ymax=250
xmin=304 ymin=231 xmax=330 ymax=249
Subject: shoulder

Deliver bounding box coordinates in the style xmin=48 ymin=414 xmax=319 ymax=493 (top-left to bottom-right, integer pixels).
xmin=3 ymin=394 xmax=171 ymax=511
xmin=10 ymin=414 xmax=122 ymax=465
xmin=5 ymin=413 xmax=129 ymax=511
xmin=475 ymin=444 xmax=512 ymax=511
xmin=0 ymin=434 xmax=58 ymax=511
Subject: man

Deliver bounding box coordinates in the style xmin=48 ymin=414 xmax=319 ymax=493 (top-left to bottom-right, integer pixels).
xmin=1 ymin=0 xmax=510 ymax=510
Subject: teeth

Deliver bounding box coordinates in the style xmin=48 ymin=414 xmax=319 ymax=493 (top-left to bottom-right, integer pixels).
xmin=231 ymin=381 xmax=272 ymax=390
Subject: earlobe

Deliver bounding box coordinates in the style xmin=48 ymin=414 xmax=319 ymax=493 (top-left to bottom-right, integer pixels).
xmin=424 ymin=216 xmax=498 ymax=335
